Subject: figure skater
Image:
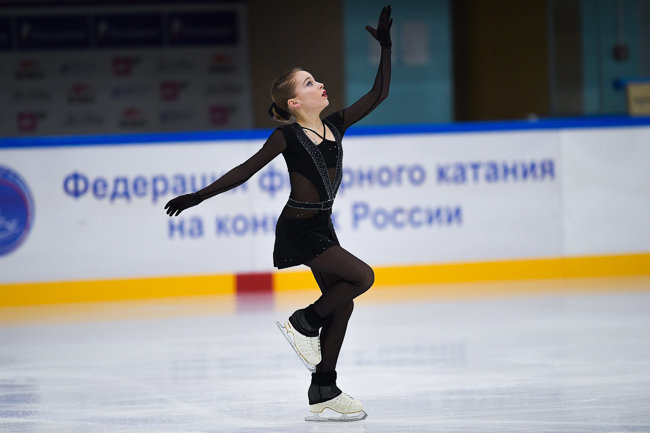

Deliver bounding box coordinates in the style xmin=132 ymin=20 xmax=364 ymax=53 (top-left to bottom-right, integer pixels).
xmin=165 ymin=5 xmax=392 ymax=422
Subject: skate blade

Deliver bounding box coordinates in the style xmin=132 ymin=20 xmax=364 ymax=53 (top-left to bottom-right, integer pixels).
xmin=305 ymin=409 xmax=367 ymax=422
xmin=275 ymin=321 xmax=316 ymax=373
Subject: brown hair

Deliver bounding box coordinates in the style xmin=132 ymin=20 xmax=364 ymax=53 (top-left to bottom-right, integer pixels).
xmin=269 ymin=67 xmax=302 ymax=122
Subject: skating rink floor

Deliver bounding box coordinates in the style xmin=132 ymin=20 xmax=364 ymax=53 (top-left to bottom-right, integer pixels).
xmin=1 ymin=276 xmax=649 ymax=433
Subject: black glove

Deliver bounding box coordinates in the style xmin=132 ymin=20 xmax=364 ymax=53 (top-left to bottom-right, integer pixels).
xmin=365 ymin=5 xmax=393 ymax=48
xmin=164 ymin=192 xmax=202 ymax=217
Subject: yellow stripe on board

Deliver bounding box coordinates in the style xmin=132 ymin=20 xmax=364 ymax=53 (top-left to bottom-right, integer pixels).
xmin=0 ymin=274 xmax=236 ymax=307
xmin=1 ymin=253 xmax=648 ymax=307
xmin=0 ymin=294 xmax=239 ymax=326
xmin=563 ymin=253 xmax=650 ymax=277
xmin=273 ymin=253 xmax=650 ymax=291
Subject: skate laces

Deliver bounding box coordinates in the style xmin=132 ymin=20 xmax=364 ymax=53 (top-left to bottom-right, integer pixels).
xmin=313 ymin=335 xmax=321 ymax=353
xmin=290 ymin=321 xmax=321 ymax=364
xmin=333 ymin=393 xmax=360 ymax=413
xmin=306 ymin=335 xmax=321 ymax=363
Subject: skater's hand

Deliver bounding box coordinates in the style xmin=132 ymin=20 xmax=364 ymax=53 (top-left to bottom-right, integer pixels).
xmin=365 ymin=5 xmax=392 ymax=48
xmin=164 ymin=192 xmax=202 ymax=217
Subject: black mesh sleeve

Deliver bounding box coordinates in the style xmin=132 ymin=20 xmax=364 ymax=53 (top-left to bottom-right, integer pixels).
xmin=340 ymin=45 xmax=391 ymax=131
xmin=197 ymin=128 xmax=287 ymax=200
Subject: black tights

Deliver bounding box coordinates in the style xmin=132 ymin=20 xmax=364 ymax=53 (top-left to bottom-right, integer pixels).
xmin=306 ymin=246 xmax=374 ymax=373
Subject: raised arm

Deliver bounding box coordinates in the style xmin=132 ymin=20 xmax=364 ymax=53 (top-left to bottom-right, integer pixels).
xmin=165 ymin=128 xmax=287 ymax=216
xmin=341 ymin=6 xmax=393 ymax=130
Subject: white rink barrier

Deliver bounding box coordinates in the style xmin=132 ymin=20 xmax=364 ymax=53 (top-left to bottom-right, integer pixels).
xmin=1 ymin=119 xmax=649 ymax=289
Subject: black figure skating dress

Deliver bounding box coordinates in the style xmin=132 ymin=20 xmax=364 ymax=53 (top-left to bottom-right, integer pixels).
xmin=272 ymin=113 xmax=345 ymax=268
xmin=195 ymin=45 xmax=391 ymax=269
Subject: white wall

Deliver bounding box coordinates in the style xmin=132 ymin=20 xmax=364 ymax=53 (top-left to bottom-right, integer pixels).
xmin=561 ymin=127 xmax=650 ymax=255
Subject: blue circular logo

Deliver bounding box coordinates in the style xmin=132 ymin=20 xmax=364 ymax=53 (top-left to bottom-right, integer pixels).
xmin=0 ymin=166 xmax=34 ymax=256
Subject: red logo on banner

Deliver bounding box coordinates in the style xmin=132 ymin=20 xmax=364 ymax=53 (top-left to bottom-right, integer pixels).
xmin=68 ymin=83 xmax=95 ymax=104
xmin=160 ymin=81 xmax=180 ymax=101
xmin=70 ymin=84 xmax=88 ymax=94
xmin=15 ymin=59 xmax=44 ymax=79
xmin=208 ymin=53 xmax=235 ymax=74
xmin=113 ymin=57 xmax=133 ymax=76
xmin=212 ymin=54 xmax=230 ymax=64
xmin=119 ymin=107 xmax=147 ymax=128
xmin=123 ymin=108 xmax=141 ymax=119
xmin=209 ymin=105 xmax=229 ymax=126
xmin=17 ymin=112 xmax=38 ymax=132
xmin=19 ymin=59 xmax=39 ymax=70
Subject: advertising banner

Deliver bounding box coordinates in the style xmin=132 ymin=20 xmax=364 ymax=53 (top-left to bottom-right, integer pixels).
xmin=0 ymin=4 xmax=252 ymax=137
xmin=0 ymin=126 xmax=584 ymax=284
xmin=2 ymin=124 xmax=650 ymax=285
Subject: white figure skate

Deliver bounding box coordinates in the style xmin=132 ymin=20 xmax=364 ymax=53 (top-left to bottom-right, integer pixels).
xmin=305 ymin=392 xmax=367 ymax=422
xmin=276 ymin=320 xmax=321 ymax=372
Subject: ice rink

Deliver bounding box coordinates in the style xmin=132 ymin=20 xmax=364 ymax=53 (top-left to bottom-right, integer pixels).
xmin=1 ymin=276 xmax=649 ymax=433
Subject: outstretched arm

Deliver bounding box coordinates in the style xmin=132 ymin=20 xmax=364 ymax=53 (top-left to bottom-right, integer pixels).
xmin=165 ymin=129 xmax=287 ymax=216
xmin=341 ymin=6 xmax=393 ymax=130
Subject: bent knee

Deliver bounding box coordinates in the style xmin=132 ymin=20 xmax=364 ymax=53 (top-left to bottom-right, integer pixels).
xmin=358 ymin=266 xmax=374 ymax=293
xmin=367 ymin=266 xmax=375 ymax=289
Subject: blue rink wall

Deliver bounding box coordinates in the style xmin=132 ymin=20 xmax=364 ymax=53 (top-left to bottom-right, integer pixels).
xmin=1 ymin=116 xmax=649 ymax=307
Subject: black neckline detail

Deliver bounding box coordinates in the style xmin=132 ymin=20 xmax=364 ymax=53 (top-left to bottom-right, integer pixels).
xmin=300 ymin=121 xmax=325 ymax=138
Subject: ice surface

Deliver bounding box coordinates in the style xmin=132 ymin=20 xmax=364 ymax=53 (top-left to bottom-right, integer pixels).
xmin=1 ymin=281 xmax=649 ymax=432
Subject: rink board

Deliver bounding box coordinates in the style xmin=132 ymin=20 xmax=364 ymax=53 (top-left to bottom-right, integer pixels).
xmin=1 ymin=119 xmax=649 ymax=305
xmin=1 ymin=253 xmax=650 ymax=308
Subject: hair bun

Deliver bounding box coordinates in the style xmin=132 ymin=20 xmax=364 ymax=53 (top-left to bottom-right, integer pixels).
xmin=268 ymin=102 xmax=291 ymax=121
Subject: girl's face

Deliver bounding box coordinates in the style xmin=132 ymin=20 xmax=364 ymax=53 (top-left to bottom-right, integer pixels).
xmin=289 ymin=70 xmax=329 ymax=113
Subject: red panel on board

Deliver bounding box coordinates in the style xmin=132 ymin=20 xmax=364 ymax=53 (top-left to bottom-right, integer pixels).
xmin=236 ymin=272 xmax=273 ymax=294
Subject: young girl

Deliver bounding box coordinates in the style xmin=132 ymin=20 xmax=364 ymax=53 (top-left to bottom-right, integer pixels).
xmin=165 ymin=5 xmax=392 ymax=421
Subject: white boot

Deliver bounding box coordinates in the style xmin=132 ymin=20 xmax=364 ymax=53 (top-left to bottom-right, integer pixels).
xmin=306 ymin=392 xmax=367 ymax=422
xmin=276 ymin=320 xmax=321 ymax=371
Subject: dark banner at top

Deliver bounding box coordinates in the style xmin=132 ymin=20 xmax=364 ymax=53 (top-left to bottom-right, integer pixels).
xmin=16 ymin=15 xmax=89 ymax=49
xmin=0 ymin=17 xmax=11 ymax=50
xmin=0 ymin=4 xmax=252 ymax=136
xmin=94 ymin=14 xmax=163 ymax=48
xmin=168 ymin=12 xmax=238 ymax=46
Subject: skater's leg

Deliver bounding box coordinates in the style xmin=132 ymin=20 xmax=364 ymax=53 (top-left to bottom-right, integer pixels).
xmin=300 ymin=251 xmax=369 ymax=421
xmin=276 ymin=247 xmax=372 ymax=372
xmin=312 ymin=270 xmax=354 ymax=373
xmin=306 ymin=246 xmax=374 ymax=318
